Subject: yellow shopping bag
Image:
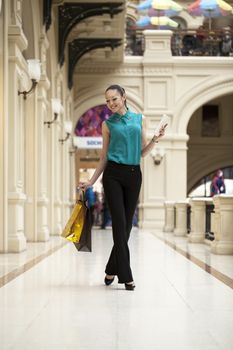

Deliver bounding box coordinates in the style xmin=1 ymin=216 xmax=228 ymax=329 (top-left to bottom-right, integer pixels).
xmin=61 ymin=192 xmax=87 ymax=243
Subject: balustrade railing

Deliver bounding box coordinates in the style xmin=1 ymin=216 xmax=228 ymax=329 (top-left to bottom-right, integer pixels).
xmin=125 ymin=29 xmax=233 ymax=57
xmin=164 ymin=195 xmax=233 ymax=255
xmin=171 ymin=30 xmax=233 ymax=57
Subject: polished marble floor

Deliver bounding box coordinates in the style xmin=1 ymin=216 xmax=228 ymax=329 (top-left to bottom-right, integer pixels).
xmin=1 ymin=228 xmax=233 ymax=350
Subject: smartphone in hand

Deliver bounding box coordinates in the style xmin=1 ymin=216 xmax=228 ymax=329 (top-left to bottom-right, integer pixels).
xmin=154 ymin=114 xmax=169 ymax=137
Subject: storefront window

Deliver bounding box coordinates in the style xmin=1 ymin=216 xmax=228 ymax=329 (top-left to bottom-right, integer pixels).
xmin=75 ymin=105 xmax=112 ymax=137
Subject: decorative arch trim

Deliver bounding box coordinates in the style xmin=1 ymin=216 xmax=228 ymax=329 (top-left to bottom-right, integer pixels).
xmin=175 ymin=74 xmax=233 ymax=134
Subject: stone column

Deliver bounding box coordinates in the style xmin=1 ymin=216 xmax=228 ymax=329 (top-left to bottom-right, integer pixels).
xmin=54 ymin=125 xmax=62 ymax=235
xmin=61 ymin=130 xmax=72 ymax=227
xmin=45 ymin=98 xmax=55 ymax=235
xmin=24 ymin=92 xmax=38 ymax=242
xmin=163 ymin=201 xmax=175 ymax=232
xmin=0 ymin=0 xmax=8 ymax=252
xmin=37 ymin=34 xmax=50 ymax=241
xmin=53 ymin=109 xmax=63 ymax=235
xmin=69 ymin=148 xmax=76 ymax=201
xmin=188 ymin=198 xmax=206 ymax=243
xmin=174 ymin=201 xmax=188 ymax=236
xmin=61 ymin=98 xmax=73 ymax=227
xmin=7 ymin=24 xmax=27 ymax=252
xmin=140 ymin=30 xmax=174 ymax=229
xmin=211 ymin=195 xmax=233 ymax=255
xmin=52 ymin=77 xmax=63 ymax=235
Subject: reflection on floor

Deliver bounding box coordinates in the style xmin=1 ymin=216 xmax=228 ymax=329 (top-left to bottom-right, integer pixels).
xmin=153 ymin=230 xmax=233 ymax=287
xmin=1 ymin=228 xmax=233 ymax=350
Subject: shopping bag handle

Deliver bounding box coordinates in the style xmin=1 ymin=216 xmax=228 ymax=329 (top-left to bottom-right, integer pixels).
xmin=76 ymin=187 xmax=86 ymax=202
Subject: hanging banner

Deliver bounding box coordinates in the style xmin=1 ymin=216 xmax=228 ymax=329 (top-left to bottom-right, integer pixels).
xmin=74 ymin=137 xmax=103 ymax=149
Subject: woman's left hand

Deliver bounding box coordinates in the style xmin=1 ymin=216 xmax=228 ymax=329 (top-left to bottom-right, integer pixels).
xmin=157 ymin=124 xmax=167 ymax=139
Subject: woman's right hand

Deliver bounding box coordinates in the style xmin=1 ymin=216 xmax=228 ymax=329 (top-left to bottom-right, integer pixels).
xmin=78 ymin=181 xmax=92 ymax=191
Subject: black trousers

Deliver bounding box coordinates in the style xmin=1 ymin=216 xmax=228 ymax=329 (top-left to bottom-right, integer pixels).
xmin=102 ymin=161 xmax=142 ymax=283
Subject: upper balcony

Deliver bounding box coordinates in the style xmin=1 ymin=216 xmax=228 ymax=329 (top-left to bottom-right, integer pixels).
xmin=126 ymin=1 xmax=233 ymax=58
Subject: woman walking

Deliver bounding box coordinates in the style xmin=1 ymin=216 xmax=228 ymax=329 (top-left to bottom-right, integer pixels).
xmin=79 ymin=85 xmax=166 ymax=290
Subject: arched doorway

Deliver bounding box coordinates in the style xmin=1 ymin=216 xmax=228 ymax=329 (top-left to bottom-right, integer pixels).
xmin=187 ymin=93 xmax=233 ymax=196
xmin=174 ymin=74 xmax=233 ymax=200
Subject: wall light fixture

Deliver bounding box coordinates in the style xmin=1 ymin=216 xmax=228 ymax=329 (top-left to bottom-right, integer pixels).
xmin=18 ymin=59 xmax=41 ymax=99
xmin=151 ymin=147 xmax=165 ymax=165
xmin=59 ymin=120 xmax=73 ymax=144
xmin=44 ymin=98 xmax=62 ymax=128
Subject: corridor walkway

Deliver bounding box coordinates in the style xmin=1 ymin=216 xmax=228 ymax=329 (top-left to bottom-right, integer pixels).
xmin=1 ymin=228 xmax=233 ymax=350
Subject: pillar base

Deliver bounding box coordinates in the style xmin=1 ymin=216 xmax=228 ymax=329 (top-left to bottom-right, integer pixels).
xmin=188 ymin=232 xmax=205 ymax=243
xmin=8 ymin=233 xmax=27 ymax=253
xmin=174 ymin=229 xmax=186 ymax=237
xmin=53 ymin=199 xmax=62 ymax=235
xmin=211 ymin=241 xmax=233 ymax=255
xmin=164 ymin=226 xmax=174 ymax=233
xmin=37 ymin=228 xmax=50 ymax=242
xmin=37 ymin=196 xmax=49 ymax=242
xmin=8 ymin=192 xmax=27 ymax=252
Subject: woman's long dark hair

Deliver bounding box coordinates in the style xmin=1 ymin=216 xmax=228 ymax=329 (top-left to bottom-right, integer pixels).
xmin=105 ymin=84 xmax=128 ymax=109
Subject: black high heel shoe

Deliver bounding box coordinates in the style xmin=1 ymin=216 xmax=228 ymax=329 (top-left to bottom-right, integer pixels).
xmin=125 ymin=283 xmax=135 ymax=291
xmin=104 ymin=276 xmax=115 ymax=286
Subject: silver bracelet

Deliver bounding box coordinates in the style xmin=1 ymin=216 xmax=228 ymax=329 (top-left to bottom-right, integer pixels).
xmin=151 ymin=136 xmax=158 ymax=143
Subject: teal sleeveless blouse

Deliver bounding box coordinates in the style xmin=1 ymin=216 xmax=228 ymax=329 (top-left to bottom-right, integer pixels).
xmin=105 ymin=110 xmax=142 ymax=165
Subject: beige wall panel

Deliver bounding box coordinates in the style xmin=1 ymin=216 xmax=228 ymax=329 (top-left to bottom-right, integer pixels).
xmin=144 ymin=157 xmax=166 ymax=201
xmin=165 ymin=146 xmax=188 ymax=200
xmin=146 ymin=80 xmax=168 ymax=110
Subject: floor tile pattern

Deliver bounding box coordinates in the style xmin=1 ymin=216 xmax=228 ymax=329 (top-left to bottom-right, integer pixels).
xmin=1 ymin=229 xmax=233 ymax=350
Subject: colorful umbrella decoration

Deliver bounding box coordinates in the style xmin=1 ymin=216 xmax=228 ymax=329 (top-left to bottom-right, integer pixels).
xmin=137 ymin=0 xmax=182 ymax=11
xmin=136 ymin=0 xmax=183 ymax=29
xmin=187 ymin=0 xmax=203 ymax=16
xmin=137 ymin=15 xmax=179 ymax=27
xmin=188 ymin=0 xmax=233 ymax=30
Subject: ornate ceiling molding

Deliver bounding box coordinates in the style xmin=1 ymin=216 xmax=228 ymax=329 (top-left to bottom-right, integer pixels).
xmin=58 ymin=2 xmax=124 ymax=65
xmin=68 ymin=38 xmax=122 ymax=89
xmin=75 ymin=66 xmax=142 ymax=75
